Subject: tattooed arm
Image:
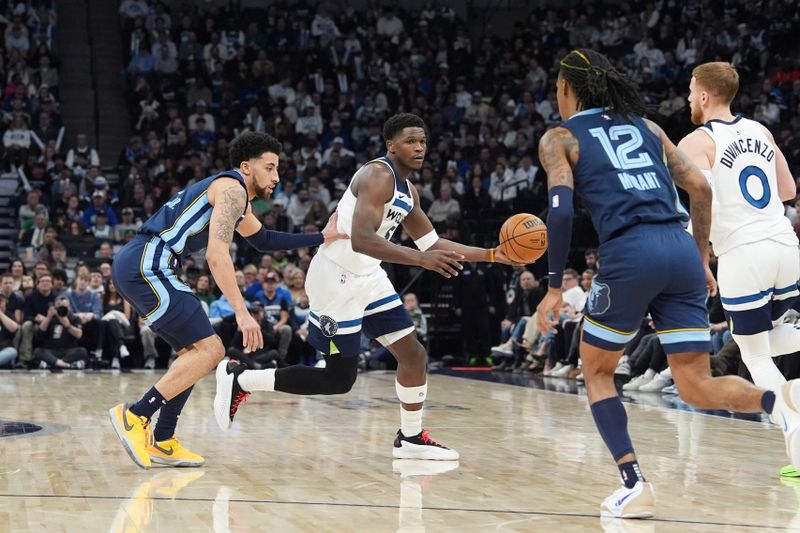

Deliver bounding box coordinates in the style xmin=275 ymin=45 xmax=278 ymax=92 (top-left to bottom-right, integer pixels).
xmin=535 ymin=127 xmax=580 ymax=333
xmin=646 ymin=118 xmax=716 ymax=295
xmin=645 ymin=118 xmax=712 ymax=263
xmin=539 ymin=126 xmax=579 ymax=191
xmin=207 ymin=178 xmax=264 ymax=351
xmin=206 ymin=179 xmax=249 ymax=315
xmin=538 ymin=126 xmax=579 ymax=288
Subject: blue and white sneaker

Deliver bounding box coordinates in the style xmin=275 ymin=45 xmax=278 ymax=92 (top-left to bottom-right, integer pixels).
xmin=600 ymin=481 xmax=655 ymax=519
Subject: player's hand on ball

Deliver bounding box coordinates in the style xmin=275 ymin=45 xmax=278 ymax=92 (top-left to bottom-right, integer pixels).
xmin=535 ymin=289 xmax=563 ymax=335
xmin=419 ymin=249 xmax=464 ymax=278
xmin=321 ymin=211 xmax=350 ymax=244
xmin=236 ymin=311 xmax=263 ymax=353
xmin=704 ymin=264 xmax=718 ymax=297
xmin=493 ymin=246 xmax=527 ymax=267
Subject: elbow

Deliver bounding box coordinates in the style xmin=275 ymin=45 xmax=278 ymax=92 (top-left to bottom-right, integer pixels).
xmin=780 ymin=183 xmax=797 ymax=203
xmin=692 ymin=182 xmax=712 ymax=204
xmin=205 ymin=249 xmax=224 ymax=269
xmin=350 ymin=234 xmax=368 ymax=254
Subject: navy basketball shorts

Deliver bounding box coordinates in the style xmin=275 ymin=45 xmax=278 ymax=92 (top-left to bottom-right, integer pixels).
xmin=112 ymin=234 xmax=214 ymax=351
xmin=582 ymin=223 xmax=711 ymax=354
xmin=716 ymin=239 xmax=799 ymax=335
xmin=304 ymin=252 xmax=415 ymax=357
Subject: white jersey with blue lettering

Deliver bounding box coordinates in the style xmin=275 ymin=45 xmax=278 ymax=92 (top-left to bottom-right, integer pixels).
xmin=320 ymin=156 xmax=414 ymax=275
xmin=698 ymin=115 xmax=797 ymax=256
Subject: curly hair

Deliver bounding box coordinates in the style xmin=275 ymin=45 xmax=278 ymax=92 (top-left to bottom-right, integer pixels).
xmin=228 ymin=132 xmax=282 ymax=167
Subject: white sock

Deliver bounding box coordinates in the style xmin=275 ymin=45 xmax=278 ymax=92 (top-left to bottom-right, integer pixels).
xmin=238 ymin=369 xmax=275 ymax=392
xmin=400 ymin=406 xmax=423 ymax=438
xmin=734 ymin=331 xmax=786 ymax=391
xmin=769 ymin=323 xmax=800 ymax=356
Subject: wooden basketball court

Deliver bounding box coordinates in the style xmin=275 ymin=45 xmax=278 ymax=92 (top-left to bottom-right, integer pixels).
xmin=0 ymin=369 xmax=798 ymax=532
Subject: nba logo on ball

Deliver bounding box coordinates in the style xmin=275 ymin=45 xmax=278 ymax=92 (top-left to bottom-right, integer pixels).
xmin=587 ymin=281 xmax=611 ymax=315
xmin=319 ymin=315 xmax=338 ymax=337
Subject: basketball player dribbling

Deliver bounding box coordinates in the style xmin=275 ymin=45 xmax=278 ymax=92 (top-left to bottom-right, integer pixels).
xmin=215 ymin=113 xmax=518 ymax=460
xmin=108 ymin=132 xmax=347 ymax=468
xmin=535 ymin=49 xmax=800 ymax=519
xmin=679 ymin=61 xmax=800 ymax=477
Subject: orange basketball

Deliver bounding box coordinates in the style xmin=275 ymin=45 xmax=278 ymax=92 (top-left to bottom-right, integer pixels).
xmin=498 ymin=213 xmax=548 ymax=264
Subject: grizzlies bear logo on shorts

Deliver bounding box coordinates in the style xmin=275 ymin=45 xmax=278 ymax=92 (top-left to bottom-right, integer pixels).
xmin=319 ymin=315 xmax=339 ymax=337
xmin=587 ymin=280 xmax=611 ymax=316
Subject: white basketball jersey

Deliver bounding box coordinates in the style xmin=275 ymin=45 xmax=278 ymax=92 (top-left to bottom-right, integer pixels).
xmin=698 ymin=116 xmax=797 ymax=256
xmin=320 ymin=156 xmax=414 ymax=275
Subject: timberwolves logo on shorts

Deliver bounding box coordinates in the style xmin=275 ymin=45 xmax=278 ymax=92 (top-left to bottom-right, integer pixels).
xmin=319 ymin=315 xmax=338 ymax=337
xmin=587 ymin=280 xmax=611 ymax=315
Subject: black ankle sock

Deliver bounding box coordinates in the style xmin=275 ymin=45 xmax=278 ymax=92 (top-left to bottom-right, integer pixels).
xmin=618 ymin=460 xmax=645 ymax=489
xmin=129 ymin=386 xmax=167 ymax=420
xmin=762 ymin=391 xmax=776 ymax=414
xmin=153 ymin=386 xmax=193 ymax=442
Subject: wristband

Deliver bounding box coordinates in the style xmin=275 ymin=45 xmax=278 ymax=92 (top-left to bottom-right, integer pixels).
xmin=413 ymin=229 xmax=439 ymax=251
xmin=546 ymin=185 xmax=574 ymax=289
xmin=489 ymin=247 xmax=495 ymax=263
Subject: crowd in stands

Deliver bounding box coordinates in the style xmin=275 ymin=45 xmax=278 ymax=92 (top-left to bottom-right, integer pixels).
xmin=4 ymin=1 xmax=800 ymax=382
xmin=0 ymin=1 xmax=61 ymax=171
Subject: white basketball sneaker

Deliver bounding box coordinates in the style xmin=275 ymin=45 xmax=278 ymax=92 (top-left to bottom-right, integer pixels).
xmin=600 ymin=481 xmax=655 ymax=519
xmin=213 ymin=358 xmax=250 ymax=431
xmin=772 ymin=379 xmax=800 ymax=468
xmin=393 ymin=429 xmax=460 ymax=460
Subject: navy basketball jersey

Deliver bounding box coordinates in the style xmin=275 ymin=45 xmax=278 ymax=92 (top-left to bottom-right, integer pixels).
xmin=561 ymin=108 xmax=687 ymax=243
xmin=138 ymin=170 xmax=248 ymax=257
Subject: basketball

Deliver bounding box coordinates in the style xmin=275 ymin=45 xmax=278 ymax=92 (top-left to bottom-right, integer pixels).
xmin=498 ymin=213 xmax=548 ymax=264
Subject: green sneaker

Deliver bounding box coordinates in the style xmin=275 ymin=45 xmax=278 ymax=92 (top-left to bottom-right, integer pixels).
xmin=780 ymin=464 xmax=800 ymax=477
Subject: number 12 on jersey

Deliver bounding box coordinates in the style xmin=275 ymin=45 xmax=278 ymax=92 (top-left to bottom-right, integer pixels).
xmin=589 ymin=125 xmax=653 ymax=170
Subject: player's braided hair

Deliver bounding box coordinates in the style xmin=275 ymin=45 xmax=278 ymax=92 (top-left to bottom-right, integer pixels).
xmin=559 ymin=49 xmax=647 ymax=119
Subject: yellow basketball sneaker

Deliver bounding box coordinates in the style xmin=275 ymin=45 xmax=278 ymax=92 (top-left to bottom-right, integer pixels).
xmin=108 ymin=402 xmax=152 ymax=469
xmin=147 ymin=436 xmax=205 ymax=467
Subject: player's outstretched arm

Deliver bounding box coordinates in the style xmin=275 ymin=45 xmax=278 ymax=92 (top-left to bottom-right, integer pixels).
xmin=235 ymin=205 xmax=348 ymax=250
xmin=758 ymin=125 xmax=797 ymax=202
xmin=351 ymin=164 xmax=463 ymax=278
xmin=207 ymin=179 xmax=263 ymax=353
xmin=535 ymin=126 xmax=578 ymax=335
xmin=401 ymin=185 xmax=518 ymax=266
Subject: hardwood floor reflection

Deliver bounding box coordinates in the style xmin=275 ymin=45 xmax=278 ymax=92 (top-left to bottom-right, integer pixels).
xmin=0 ymin=370 xmax=797 ymax=531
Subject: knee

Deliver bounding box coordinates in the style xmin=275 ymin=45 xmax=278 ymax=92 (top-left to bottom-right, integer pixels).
xmin=324 ymin=356 xmax=358 ymax=394
xmin=399 ymin=341 xmax=427 ymax=367
xmin=206 ymin=336 xmax=226 ymax=363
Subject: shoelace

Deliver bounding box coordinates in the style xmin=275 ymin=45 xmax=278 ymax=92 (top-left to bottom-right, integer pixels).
xmin=230 ymin=391 xmax=250 ymax=416
xmin=417 ymin=430 xmax=444 ymax=448
xmin=141 ymin=417 xmax=154 ymax=447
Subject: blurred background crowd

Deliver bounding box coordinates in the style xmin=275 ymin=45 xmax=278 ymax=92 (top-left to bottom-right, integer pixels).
xmin=2 ymin=0 xmax=800 ymax=389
